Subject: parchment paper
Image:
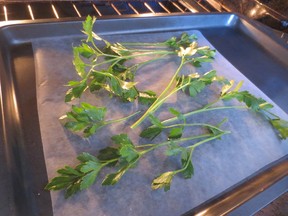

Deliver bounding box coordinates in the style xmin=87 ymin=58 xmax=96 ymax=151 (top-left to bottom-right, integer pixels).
xmin=33 ymin=30 xmax=288 ymax=216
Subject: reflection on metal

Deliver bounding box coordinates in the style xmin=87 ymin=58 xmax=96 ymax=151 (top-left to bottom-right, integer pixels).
xmin=128 ymin=3 xmax=139 ymax=15
xmin=280 ymin=33 xmax=288 ymax=44
xmin=111 ymin=3 xmax=121 ymax=15
xmin=248 ymin=5 xmax=267 ymax=18
xmin=171 ymin=1 xmax=185 ymax=13
xmin=28 ymin=5 xmax=34 ymax=20
xmin=72 ymin=3 xmax=81 ymax=17
xmin=92 ymin=4 xmax=102 ymax=16
xmin=206 ymin=0 xmax=221 ymax=12
xmin=3 ymin=5 xmax=8 ymax=21
xmin=219 ymin=3 xmax=231 ymax=12
xmin=179 ymin=0 xmax=198 ymax=13
xmin=196 ymin=1 xmax=209 ymax=12
xmin=254 ymin=0 xmax=287 ymax=20
xmin=195 ymin=209 xmax=208 ymax=216
xmin=144 ymin=2 xmax=155 ymax=14
xmin=227 ymin=14 xmax=235 ymax=25
xmin=51 ymin=4 xmax=59 ymax=19
xmin=158 ymin=2 xmax=170 ymax=13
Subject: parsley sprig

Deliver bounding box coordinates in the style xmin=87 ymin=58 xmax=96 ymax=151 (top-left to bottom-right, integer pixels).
xmin=46 ymin=125 xmax=229 ymax=198
xmin=141 ymin=80 xmax=288 ymax=140
xmin=65 ymin=16 xmax=181 ymax=103
xmin=45 ymin=16 xmax=288 ymax=199
xmin=60 ymin=102 xmax=139 ymax=137
xmin=131 ymin=47 xmax=218 ymax=129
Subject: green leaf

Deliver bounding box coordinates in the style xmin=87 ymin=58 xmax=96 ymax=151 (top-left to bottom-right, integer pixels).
xmin=168 ymin=108 xmax=181 ymax=117
xmin=139 ymin=90 xmax=157 ymax=106
xmin=79 ymin=161 xmax=102 ymax=190
xmin=151 ymin=171 xmax=175 ymax=191
xmin=97 ymin=147 xmax=120 ymax=165
xmin=197 ymin=48 xmax=216 ymax=58
xmin=188 ymin=80 xmax=205 ymax=97
xmin=82 ymin=15 xmax=96 ymax=42
xmin=73 ymin=47 xmax=87 ymax=78
xmin=110 ymin=43 xmax=131 ymax=56
xmin=259 ymin=102 xmax=274 ymax=110
xmin=119 ymin=80 xmax=137 ymax=90
xmin=80 ymin=170 xmax=98 ymax=190
xmin=149 ymin=115 xmax=163 ymax=128
xmin=111 ymin=134 xmax=139 ymax=162
xmin=102 ymin=166 xmax=129 ymax=186
xmin=109 ymin=76 xmax=122 ymax=95
xmin=121 ymin=87 xmax=139 ymax=102
xmin=165 ymin=142 xmax=183 ymax=156
xmin=164 ymin=33 xmax=197 ymax=49
xmin=140 ymin=127 xmax=163 ymax=140
xmin=77 ymin=152 xmax=98 ymax=163
xmin=77 ymin=43 xmax=95 ymax=58
xmin=80 ymin=160 xmax=102 ymax=173
xmin=65 ymin=121 xmax=87 ymax=131
xmin=72 ymin=81 xmax=87 ymax=98
xmin=65 ymin=81 xmax=87 ymax=102
xmin=168 ymin=127 xmax=183 ymax=140
xmin=119 ymin=145 xmax=139 ymax=162
xmin=45 ymin=176 xmax=76 ymax=191
xmin=63 ymin=103 xmax=107 ymax=137
xmin=180 ymin=150 xmax=194 ymax=179
xmin=57 ymin=166 xmax=82 ymax=176
xmin=111 ymin=134 xmax=134 ymax=146
xmin=178 ymin=70 xmax=218 ymax=98
xmin=65 ymin=183 xmax=81 ymax=199
xmin=223 ymin=90 xmax=269 ymax=112
xmin=221 ymin=80 xmax=235 ymax=96
xmin=270 ymin=119 xmax=288 ymax=139
xmin=81 ymin=102 xmax=106 ymax=121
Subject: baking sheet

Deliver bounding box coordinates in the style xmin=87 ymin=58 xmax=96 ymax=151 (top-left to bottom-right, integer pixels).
xmin=33 ymin=30 xmax=288 ymax=216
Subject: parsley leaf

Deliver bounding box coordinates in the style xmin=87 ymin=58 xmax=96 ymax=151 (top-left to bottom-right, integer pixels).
xmin=151 ymin=171 xmax=175 ymax=191
xmin=62 ymin=103 xmax=137 ymax=137
xmin=270 ymin=119 xmax=288 ymax=139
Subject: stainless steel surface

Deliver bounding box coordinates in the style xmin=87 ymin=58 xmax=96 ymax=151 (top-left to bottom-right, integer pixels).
xmin=0 ymin=13 xmax=287 ymax=216
xmin=0 ymin=1 xmax=287 ymax=36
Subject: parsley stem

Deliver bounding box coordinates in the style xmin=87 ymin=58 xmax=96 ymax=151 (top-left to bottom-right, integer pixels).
xmin=173 ymin=148 xmax=194 ymax=175
xmin=188 ymin=131 xmax=230 ymax=149
xmin=164 ymin=123 xmax=224 ymax=132
xmin=120 ymin=42 xmax=167 ymax=47
xmin=131 ymin=56 xmax=186 ymax=129
xmin=262 ymin=109 xmax=280 ymax=119
xmin=172 ymin=132 xmax=229 ymax=176
xmin=105 ymin=111 xmax=141 ymax=125
xmin=161 ymin=105 xmax=246 ymax=126
xmin=136 ymin=133 xmax=212 ymax=151
xmin=97 ymin=50 xmax=175 ymax=67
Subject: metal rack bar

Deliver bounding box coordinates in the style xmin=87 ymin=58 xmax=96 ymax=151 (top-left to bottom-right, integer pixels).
xmin=51 ymin=4 xmax=59 ymax=19
xmin=3 ymin=5 xmax=8 ymax=21
xmin=179 ymin=0 xmax=198 ymax=13
xmin=111 ymin=3 xmax=121 ymax=15
xmin=92 ymin=3 xmax=102 ymax=16
xmin=72 ymin=3 xmax=81 ymax=17
xmin=170 ymin=1 xmax=185 ymax=13
xmin=28 ymin=4 xmax=34 ymax=20
xmin=158 ymin=2 xmax=171 ymax=14
xmin=144 ymin=2 xmax=155 ymax=14
xmin=128 ymin=3 xmax=139 ymax=15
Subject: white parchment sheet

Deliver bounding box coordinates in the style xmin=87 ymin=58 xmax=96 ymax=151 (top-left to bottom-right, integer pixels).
xmin=33 ymin=30 xmax=288 ymax=216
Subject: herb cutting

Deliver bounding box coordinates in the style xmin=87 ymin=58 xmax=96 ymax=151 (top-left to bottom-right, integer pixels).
xmin=45 ymin=16 xmax=288 ymax=198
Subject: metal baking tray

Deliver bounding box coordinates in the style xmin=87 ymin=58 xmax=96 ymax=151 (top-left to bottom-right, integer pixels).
xmin=0 ymin=13 xmax=287 ymax=216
